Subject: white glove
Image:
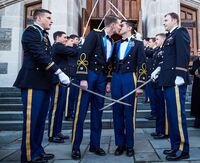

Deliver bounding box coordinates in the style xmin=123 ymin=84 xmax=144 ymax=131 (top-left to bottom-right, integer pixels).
xmin=55 ymin=69 xmax=70 ymax=85
xmin=79 ymin=37 xmax=85 ymax=45
xmin=151 ymin=67 xmax=161 ymax=81
xmin=175 ymin=76 xmax=184 ymax=86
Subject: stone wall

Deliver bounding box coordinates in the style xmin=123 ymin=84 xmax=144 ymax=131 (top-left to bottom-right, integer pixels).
xmin=0 ymin=2 xmax=23 ymax=87
xmin=141 ymin=0 xmax=180 ymax=38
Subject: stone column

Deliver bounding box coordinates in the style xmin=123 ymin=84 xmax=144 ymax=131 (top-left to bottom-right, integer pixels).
xmin=142 ymin=0 xmax=180 ymax=37
xmin=0 ymin=2 xmax=24 ymax=87
xmin=42 ymin=0 xmax=82 ymax=43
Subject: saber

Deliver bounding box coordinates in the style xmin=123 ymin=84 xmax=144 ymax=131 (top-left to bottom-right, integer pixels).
xmin=82 ymin=0 xmax=100 ymax=37
xmin=97 ymin=8 xmax=111 ymax=29
xmin=100 ymin=79 xmax=152 ymax=111
xmin=71 ymin=82 xmax=131 ymax=106
xmin=110 ymin=8 xmax=119 ymax=17
xmin=108 ymin=1 xmax=127 ymax=20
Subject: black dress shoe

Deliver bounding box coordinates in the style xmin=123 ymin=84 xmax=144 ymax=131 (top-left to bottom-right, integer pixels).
xmin=153 ymin=134 xmax=169 ymax=139
xmin=126 ymin=148 xmax=134 ymax=157
xmin=48 ymin=136 xmax=64 ymax=143
xmin=57 ymin=133 xmax=69 ymax=139
xmin=71 ymin=149 xmax=81 ymax=160
xmin=151 ymin=132 xmax=158 ymax=137
xmin=65 ymin=116 xmax=74 ymax=121
xmin=89 ymin=147 xmax=106 ymax=156
xmin=40 ymin=153 xmax=54 ymax=160
xmin=166 ymin=151 xmax=189 ymax=161
xmin=32 ymin=156 xmax=48 ymax=163
xmin=114 ymin=146 xmax=126 ymax=156
xmin=163 ymin=149 xmax=176 ymax=155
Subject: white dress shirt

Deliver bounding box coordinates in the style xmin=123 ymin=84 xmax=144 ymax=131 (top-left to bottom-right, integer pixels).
xmin=119 ymin=37 xmax=130 ymax=60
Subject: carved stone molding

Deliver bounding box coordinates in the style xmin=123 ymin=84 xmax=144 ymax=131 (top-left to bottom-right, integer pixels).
xmin=0 ymin=0 xmax=24 ymax=9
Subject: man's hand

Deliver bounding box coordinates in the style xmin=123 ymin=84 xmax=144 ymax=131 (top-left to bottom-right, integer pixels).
xmin=80 ymin=80 xmax=88 ymax=90
xmin=175 ymin=76 xmax=185 ymax=86
xmin=151 ymin=67 xmax=161 ymax=81
xmin=106 ymin=82 xmax=111 ymax=93
xmin=135 ymin=88 xmax=143 ymax=97
xmin=55 ymin=69 xmax=70 ymax=85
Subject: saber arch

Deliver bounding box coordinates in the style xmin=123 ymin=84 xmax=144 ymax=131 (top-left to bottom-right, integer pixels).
xmin=0 ymin=0 xmax=199 ymax=87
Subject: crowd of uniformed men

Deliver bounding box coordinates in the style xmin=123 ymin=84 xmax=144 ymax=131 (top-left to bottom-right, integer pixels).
xmin=13 ymin=8 xmax=198 ymax=163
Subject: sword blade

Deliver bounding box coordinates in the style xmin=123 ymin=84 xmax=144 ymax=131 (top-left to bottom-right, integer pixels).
xmin=71 ymin=82 xmax=131 ymax=106
xmin=100 ymin=79 xmax=152 ymax=111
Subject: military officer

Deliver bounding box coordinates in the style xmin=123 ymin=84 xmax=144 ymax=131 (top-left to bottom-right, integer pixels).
xmin=111 ymin=20 xmax=146 ymax=157
xmin=48 ymin=31 xmax=78 ymax=143
xmin=65 ymin=34 xmax=81 ymax=121
xmin=13 ymin=9 xmax=70 ymax=163
xmin=149 ymin=33 xmax=168 ymax=139
xmin=151 ymin=12 xmax=190 ymax=161
xmin=71 ymin=15 xmax=121 ymax=160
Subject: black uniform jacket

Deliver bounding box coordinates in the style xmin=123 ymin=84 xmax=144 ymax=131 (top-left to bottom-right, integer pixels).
xmin=111 ymin=38 xmax=147 ymax=87
xmin=14 ymin=25 xmax=59 ymax=90
xmin=52 ymin=42 xmax=79 ymax=83
xmin=158 ymin=27 xmax=190 ymax=86
xmin=76 ymin=29 xmax=114 ymax=81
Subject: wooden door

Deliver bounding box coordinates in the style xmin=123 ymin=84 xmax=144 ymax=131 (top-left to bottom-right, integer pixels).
xmin=25 ymin=1 xmax=42 ymax=28
xmin=181 ymin=5 xmax=198 ymax=55
xmin=82 ymin=0 xmax=141 ymax=36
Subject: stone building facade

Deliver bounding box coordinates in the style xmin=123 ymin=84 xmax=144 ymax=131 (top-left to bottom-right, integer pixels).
xmin=0 ymin=0 xmax=199 ymax=87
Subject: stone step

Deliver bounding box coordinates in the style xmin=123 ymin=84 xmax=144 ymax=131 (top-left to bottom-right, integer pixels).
xmin=0 ymin=109 xmax=193 ymax=121
xmin=0 ymin=117 xmax=195 ymax=131
xmin=0 ymin=92 xmax=21 ymax=97
xmin=0 ymin=87 xmax=20 ymax=92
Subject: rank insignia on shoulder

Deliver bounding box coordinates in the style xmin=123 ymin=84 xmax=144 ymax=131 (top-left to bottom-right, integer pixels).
xmin=93 ymin=28 xmax=103 ymax=32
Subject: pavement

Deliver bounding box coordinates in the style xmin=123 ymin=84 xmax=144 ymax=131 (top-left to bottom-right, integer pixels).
xmin=0 ymin=128 xmax=200 ymax=163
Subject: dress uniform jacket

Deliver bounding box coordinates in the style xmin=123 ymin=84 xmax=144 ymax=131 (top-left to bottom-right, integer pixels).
xmin=14 ymin=25 xmax=59 ymax=90
xmin=76 ymin=29 xmax=113 ymax=81
xmin=52 ymin=42 xmax=79 ymax=82
xmin=112 ymin=38 xmax=147 ymax=86
xmin=158 ymin=27 xmax=190 ymax=86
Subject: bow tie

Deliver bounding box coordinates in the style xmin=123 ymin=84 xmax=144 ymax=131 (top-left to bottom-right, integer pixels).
xmin=106 ymin=35 xmax=112 ymax=42
xmin=121 ymin=38 xmax=128 ymax=43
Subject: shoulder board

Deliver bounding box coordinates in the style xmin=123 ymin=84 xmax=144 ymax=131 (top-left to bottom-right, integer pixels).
xmin=25 ymin=25 xmax=43 ymax=42
xmin=93 ymin=28 xmax=103 ymax=32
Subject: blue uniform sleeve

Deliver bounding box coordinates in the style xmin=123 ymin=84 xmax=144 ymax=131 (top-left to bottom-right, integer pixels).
xmin=175 ymin=27 xmax=190 ymax=79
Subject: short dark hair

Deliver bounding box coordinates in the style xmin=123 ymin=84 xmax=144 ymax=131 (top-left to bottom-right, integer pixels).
xmin=53 ymin=31 xmax=66 ymax=41
xmin=122 ymin=20 xmax=136 ymax=34
xmin=33 ymin=9 xmax=52 ymax=20
xmin=104 ymin=15 xmax=120 ymax=27
xmin=165 ymin=12 xmax=179 ymax=24
xmin=143 ymin=37 xmax=150 ymax=42
xmin=156 ymin=33 xmax=166 ymax=38
xmin=69 ymin=34 xmax=79 ymax=39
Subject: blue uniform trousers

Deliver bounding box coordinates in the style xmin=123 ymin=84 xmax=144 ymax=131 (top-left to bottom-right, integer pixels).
xmin=48 ymin=84 xmax=67 ymax=138
xmin=148 ymin=84 xmax=157 ymax=117
xmin=164 ymin=85 xmax=189 ymax=153
xmin=65 ymin=78 xmax=79 ymax=119
xmin=21 ymin=89 xmax=50 ymax=162
xmin=72 ymin=70 xmax=106 ymax=149
xmin=111 ymin=72 xmax=137 ymax=148
xmin=149 ymin=83 xmax=166 ymax=135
